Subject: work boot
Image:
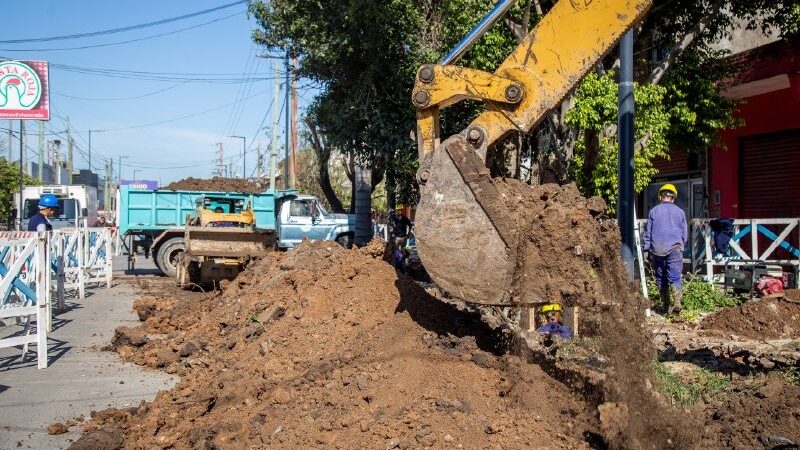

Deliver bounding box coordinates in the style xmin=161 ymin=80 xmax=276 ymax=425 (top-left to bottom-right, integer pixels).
xmin=669 ymin=286 xmax=683 ymax=314
xmin=659 ymin=289 xmax=670 ymax=314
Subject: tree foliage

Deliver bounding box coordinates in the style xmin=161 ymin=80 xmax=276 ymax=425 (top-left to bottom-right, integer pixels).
xmin=0 ymin=158 xmax=39 ymax=226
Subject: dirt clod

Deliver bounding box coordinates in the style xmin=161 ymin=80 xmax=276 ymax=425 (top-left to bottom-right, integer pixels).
xmin=46 ymin=422 xmax=69 ymax=435
xmin=701 ymin=297 xmax=800 ymax=339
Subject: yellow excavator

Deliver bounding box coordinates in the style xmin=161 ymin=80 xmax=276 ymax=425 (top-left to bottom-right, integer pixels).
xmin=412 ymin=0 xmax=652 ymax=307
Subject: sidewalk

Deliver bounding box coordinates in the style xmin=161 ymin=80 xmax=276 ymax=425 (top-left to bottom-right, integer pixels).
xmin=0 ymin=256 xmax=177 ymax=450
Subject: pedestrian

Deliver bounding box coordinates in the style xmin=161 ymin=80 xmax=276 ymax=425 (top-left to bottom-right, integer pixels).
xmin=93 ymin=215 xmax=110 ymax=227
xmin=27 ymin=194 xmax=59 ymax=232
xmin=642 ymin=183 xmax=688 ymax=314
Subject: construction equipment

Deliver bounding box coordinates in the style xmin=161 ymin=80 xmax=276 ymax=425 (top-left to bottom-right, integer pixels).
xmin=723 ymin=259 xmax=796 ymax=298
xmin=176 ymin=196 xmax=274 ymax=288
xmin=412 ymin=0 xmax=653 ymax=306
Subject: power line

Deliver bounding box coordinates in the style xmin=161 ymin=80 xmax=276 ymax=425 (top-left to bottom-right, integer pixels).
xmin=0 ymin=0 xmax=247 ymax=44
xmin=0 ymin=11 xmax=244 ymax=52
xmin=52 ymin=83 xmax=186 ymax=101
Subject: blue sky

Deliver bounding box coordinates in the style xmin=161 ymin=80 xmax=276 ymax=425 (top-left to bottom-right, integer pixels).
xmin=2 ymin=0 xmax=310 ymax=185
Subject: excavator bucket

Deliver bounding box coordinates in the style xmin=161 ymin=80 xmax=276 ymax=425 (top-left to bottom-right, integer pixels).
xmin=412 ymin=0 xmax=653 ymax=306
xmin=184 ymin=227 xmax=275 ymax=258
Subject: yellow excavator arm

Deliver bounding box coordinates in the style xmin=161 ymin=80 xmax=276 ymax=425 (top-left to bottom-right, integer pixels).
xmin=412 ymin=0 xmax=653 ymax=305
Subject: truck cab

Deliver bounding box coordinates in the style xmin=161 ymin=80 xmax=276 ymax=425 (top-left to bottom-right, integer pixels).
xmin=15 ymin=185 xmax=97 ymax=230
xmin=276 ymin=194 xmax=355 ymax=249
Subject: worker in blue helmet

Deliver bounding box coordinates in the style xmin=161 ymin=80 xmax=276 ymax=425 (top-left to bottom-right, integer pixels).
xmin=27 ymin=194 xmax=59 ymax=232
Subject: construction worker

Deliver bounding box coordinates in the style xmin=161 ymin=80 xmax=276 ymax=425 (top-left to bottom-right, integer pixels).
xmin=390 ymin=205 xmax=412 ymax=249
xmin=27 ymin=194 xmax=59 ymax=232
xmin=642 ymin=183 xmax=688 ymax=314
xmin=93 ymin=215 xmax=110 ymax=227
xmin=535 ymin=303 xmax=572 ymax=339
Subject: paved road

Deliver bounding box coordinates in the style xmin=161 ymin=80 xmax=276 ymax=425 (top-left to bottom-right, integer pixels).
xmin=0 ymin=255 xmax=176 ymax=450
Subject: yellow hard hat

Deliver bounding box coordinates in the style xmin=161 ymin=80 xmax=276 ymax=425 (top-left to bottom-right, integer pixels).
xmin=539 ymin=303 xmax=563 ymax=314
xmin=658 ymin=183 xmax=678 ymax=197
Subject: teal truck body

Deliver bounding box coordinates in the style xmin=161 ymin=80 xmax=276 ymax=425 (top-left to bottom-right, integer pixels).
xmin=115 ymin=185 xmax=356 ymax=276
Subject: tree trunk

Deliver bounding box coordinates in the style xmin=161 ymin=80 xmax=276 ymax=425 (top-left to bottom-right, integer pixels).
xmin=305 ymin=117 xmax=346 ymax=213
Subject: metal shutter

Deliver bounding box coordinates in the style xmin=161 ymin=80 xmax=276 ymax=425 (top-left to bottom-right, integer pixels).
xmin=740 ymin=129 xmax=800 ymax=218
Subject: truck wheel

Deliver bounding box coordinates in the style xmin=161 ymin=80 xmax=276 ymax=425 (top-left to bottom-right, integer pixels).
xmin=336 ymin=234 xmax=353 ymax=249
xmin=156 ymin=237 xmax=185 ymax=278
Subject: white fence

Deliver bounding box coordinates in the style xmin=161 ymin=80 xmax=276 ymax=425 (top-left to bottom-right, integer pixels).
xmin=0 ymin=227 xmax=115 ymax=369
xmin=0 ymin=232 xmax=49 ymax=369
xmin=637 ymin=218 xmax=800 ymax=286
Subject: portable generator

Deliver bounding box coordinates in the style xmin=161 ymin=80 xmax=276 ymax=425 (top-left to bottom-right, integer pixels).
xmin=723 ymin=259 xmax=797 ymax=297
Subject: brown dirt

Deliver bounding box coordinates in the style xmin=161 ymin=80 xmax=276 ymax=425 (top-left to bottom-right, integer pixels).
xmin=700 ymin=297 xmax=800 ymax=339
xmin=163 ymin=177 xmax=266 ymax=193
xmin=76 ymin=241 xmax=605 ymax=449
xmin=701 ymin=375 xmax=800 ymax=449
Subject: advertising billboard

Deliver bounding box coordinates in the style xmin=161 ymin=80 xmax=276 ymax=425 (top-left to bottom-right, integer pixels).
xmin=0 ymin=60 xmax=50 ymax=120
xmin=120 ymin=179 xmax=159 ymax=190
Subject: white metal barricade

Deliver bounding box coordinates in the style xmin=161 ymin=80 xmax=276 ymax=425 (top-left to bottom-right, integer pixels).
xmin=83 ymin=227 xmax=113 ymax=288
xmin=0 ymin=232 xmax=50 ymax=369
xmin=50 ymin=229 xmax=86 ymax=306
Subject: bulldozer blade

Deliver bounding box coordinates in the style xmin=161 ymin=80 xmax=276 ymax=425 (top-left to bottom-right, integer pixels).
xmin=184 ymin=227 xmax=275 ymax=258
xmin=415 ymin=135 xmax=516 ymax=305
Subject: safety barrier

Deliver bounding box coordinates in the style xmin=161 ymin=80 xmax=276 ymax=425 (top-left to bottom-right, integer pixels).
xmin=83 ymin=227 xmax=113 ymax=288
xmin=637 ymin=218 xmax=800 ymax=286
xmin=50 ymin=229 xmax=85 ymax=309
xmin=690 ymin=218 xmax=800 ymax=284
xmin=0 ymin=232 xmax=49 ymax=369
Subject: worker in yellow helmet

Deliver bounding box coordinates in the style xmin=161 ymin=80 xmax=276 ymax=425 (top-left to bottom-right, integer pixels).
xmin=642 ymin=183 xmax=688 ymax=314
xmin=535 ymin=303 xmax=572 ymax=339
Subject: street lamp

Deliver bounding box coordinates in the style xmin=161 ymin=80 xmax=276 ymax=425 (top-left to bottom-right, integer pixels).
xmin=229 ymin=135 xmax=246 ymax=179
xmin=133 ymin=169 xmax=140 ymax=186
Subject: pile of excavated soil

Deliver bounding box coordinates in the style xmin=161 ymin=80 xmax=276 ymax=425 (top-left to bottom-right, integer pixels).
xmin=163 ymin=177 xmax=266 ymax=193
xmin=702 ymin=376 xmax=800 ymax=448
xmin=75 ymin=241 xmax=603 ymax=449
xmin=700 ymin=297 xmax=800 ymax=339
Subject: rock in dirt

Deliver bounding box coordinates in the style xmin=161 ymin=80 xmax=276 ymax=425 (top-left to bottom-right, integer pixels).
xmin=46 ymin=422 xmax=69 ymax=435
xmin=110 ymin=326 xmax=147 ymax=349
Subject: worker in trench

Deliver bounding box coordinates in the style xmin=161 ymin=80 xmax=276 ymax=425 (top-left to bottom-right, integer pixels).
xmin=642 ymin=183 xmax=688 ymax=314
xmin=535 ymin=303 xmax=573 ymax=339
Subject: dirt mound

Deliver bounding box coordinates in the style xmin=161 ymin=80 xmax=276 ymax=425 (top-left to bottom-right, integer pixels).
xmin=702 ymin=376 xmax=800 ymax=448
xmin=77 ymin=241 xmax=604 ymax=449
xmin=163 ymin=177 xmax=266 ymax=193
xmin=700 ymin=297 xmax=800 ymax=339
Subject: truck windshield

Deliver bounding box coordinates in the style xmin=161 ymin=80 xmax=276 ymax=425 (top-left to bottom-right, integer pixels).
xmin=24 ymin=198 xmax=78 ymax=220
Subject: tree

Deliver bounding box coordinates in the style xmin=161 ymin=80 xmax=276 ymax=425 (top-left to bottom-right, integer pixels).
xmin=0 ymin=158 xmax=39 ymax=227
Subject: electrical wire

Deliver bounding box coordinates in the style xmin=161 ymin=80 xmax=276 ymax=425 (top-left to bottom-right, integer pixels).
xmin=0 ymin=1 xmax=247 ymax=44
xmin=52 ymin=83 xmax=186 ymax=101
xmin=0 ymin=11 xmax=244 ymax=52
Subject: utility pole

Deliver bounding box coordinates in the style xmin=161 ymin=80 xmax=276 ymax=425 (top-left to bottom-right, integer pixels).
xmin=291 ymin=56 xmax=299 ymax=186
xmin=38 ymin=121 xmax=44 ymax=181
xmin=118 ymin=156 xmax=128 ymax=183
xmin=66 ymin=117 xmax=74 ymax=184
xmin=104 ymin=160 xmax=110 ymax=212
xmin=229 ymin=135 xmax=246 ymax=179
xmin=618 ymin=30 xmax=635 ymax=278
xmin=214 ymin=143 xmax=225 ymax=177
xmin=284 ymin=49 xmax=292 ymax=188
xmin=88 ymin=130 xmax=92 ymax=173
xmin=20 ymin=121 xmax=26 ymax=176
xmin=18 ymin=121 xmax=23 ymax=227
xmin=7 ymin=120 xmax=12 ymax=160
xmin=270 ymin=59 xmax=280 ymax=191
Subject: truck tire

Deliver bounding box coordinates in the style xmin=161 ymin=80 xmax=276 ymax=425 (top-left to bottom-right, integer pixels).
xmin=336 ymin=234 xmax=353 ymax=249
xmin=155 ymin=237 xmax=185 ymax=278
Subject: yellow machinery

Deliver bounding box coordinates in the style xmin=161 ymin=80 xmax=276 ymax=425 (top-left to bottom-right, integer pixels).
xmin=412 ymin=0 xmax=653 ymax=306
xmin=177 ymin=200 xmax=274 ymax=288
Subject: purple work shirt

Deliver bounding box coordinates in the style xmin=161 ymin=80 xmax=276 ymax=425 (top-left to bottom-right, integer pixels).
xmin=642 ymin=202 xmax=688 ymax=256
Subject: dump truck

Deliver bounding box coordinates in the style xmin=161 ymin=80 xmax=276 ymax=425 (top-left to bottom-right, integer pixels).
xmin=116 ymin=185 xmax=356 ymax=277
xmin=411 ymin=0 xmax=653 ymax=306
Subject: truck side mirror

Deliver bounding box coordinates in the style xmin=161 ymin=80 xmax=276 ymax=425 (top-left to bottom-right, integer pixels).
xmin=82 ymin=208 xmax=89 ymax=218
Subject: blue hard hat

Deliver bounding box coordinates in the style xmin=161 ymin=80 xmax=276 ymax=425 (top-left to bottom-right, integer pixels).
xmin=38 ymin=194 xmax=59 ymax=208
